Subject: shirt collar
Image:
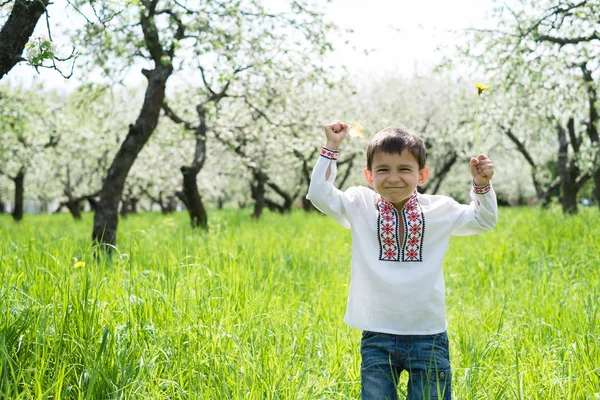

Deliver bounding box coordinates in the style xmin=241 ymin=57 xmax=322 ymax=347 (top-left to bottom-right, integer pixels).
xmin=376 ymin=191 xmax=419 ymax=211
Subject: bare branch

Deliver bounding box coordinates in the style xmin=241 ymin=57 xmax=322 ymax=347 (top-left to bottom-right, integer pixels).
xmin=155 ymin=8 xmax=186 ymax=57
xmin=173 ymin=0 xmax=194 ymax=14
xmin=162 ymin=101 xmax=196 ymax=131
xmin=501 ymin=126 xmax=537 ymax=168
xmin=537 ymin=31 xmax=600 ymax=46
xmin=524 ymin=0 xmax=588 ymax=38
xmin=199 ymin=65 xmax=216 ymax=97
xmin=65 ymin=0 xmax=95 ymax=25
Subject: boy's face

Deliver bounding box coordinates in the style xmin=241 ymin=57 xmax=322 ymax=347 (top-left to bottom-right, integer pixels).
xmin=364 ymin=150 xmax=429 ymax=209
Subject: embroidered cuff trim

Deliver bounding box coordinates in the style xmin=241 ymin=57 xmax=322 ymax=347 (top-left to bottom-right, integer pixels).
xmin=320 ymin=146 xmax=340 ymax=160
xmin=473 ymin=181 xmax=491 ymax=194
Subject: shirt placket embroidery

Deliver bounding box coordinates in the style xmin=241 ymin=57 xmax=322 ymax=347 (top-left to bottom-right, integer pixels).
xmin=401 ymin=196 xmax=424 ymax=262
xmin=377 ymin=200 xmax=400 ymax=261
xmin=377 ymin=195 xmax=424 ymax=262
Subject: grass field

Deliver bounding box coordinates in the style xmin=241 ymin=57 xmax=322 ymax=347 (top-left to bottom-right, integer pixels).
xmin=1 ymin=207 xmax=599 ymax=399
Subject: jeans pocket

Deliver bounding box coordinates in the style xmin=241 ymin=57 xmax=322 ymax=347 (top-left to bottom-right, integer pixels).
xmin=433 ymin=331 xmax=449 ymax=348
xmin=361 ymin=330 xmax=376 ymax=340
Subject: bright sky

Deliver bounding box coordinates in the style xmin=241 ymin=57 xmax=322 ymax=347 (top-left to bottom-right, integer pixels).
xmin=4 ymin=0 xmax=498 ymax=91
xmin=326 ymin=0 xmax=497 ymax=79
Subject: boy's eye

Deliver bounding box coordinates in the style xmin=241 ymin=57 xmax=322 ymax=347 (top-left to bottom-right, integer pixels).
xmin=377 ymin=169 xmax=388 ymax=172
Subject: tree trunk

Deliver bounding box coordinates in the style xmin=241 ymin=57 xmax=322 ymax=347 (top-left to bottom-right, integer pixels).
xmin=163 ymin=195 xmax=177 ymax=214
xmin=581 ymin=63 xmax=600 ymax=210
xmin=66 ymin=200 xmax=82 ymax=219
xmin=293 ymin=148 xmax=318 ymax=212
xmin=86 ymin=196 xmax=98 ymax=211
xmin=12 ymin=167 xmax=25 ymax=222
xmin=178 ymin=108 xmax=208 ymax=229
xmin=251 ymin=171 xmax=267 ymax=219
xmin=501 ymin=127 xmax=544 ymax=200
xmin=266 ymin=181 xmax=294 ymax=214
xmin=302 ymin=196 xmax=316 ymax=212
xmin=130 ymin=197 xmax=138 ymax=214
xmin=419 ymin=151 xmax=458 ymax=195
xmin=179 ymin=166 xmax=208 ymax=228
xmin=119 ymin=199 xmax=130 ymax=219
xmin=0 ymin=0 xmax=50 ymax=80
xmin=592 ymin=168 xmax=600 ymax=208
xmin=92 ymin=65 xmax=172 ymax=246
xmin=119 ymin=196 xmax=139 ymax=218
xmin=557 ymin=122 xmax=578 ymax=214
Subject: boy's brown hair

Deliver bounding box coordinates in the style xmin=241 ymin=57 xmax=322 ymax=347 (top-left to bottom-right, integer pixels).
xmin=366 ymin=127 xmax=427 ymax=170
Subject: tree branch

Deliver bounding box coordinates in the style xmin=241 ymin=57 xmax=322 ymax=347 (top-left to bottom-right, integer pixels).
xmin=501 ymin=126 xmax=537 ymax=168
xmin=199 ymin=65 xmax=216 ymax=97
xmin=162 ymin=101 xmax=196 ymax=130
xmin=338 ymin=157 xmax=355 ymax=190
xmin=537 ymin=31 xmax=600 ymax=46
xmin=566 ymin=117 xmax=580 ymax=153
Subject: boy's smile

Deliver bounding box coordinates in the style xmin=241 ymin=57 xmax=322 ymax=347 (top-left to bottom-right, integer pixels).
xmin=364 ymin=150 xmax=429 ymax=209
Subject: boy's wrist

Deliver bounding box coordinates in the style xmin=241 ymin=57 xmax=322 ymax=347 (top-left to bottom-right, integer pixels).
xmin=325 ymin=141 xmax=341 ymax=150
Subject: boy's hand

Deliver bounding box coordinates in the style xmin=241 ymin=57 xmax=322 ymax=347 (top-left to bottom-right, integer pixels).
xmin=470 ymin=154 xmax=494 ymax=186
xmin=324 ymin=120 xmax=348 ymax=150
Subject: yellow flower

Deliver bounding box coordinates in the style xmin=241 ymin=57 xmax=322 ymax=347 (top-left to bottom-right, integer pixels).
xmin=348 ymin=121 xmax=366 ymax=138
xmin=74 ymin=261 xmax=85 ymax=269
xmin=475 ymin=82 xmax=490 ymax=96
xmin=474 ymin=82 xmax=491 ymax=154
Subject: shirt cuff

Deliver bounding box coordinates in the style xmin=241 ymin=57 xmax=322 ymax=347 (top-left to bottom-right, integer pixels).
xmin=320 ymin=146 xmax=340 ymax=161
xmin=472 ymin=181 xmax=491 ymax=194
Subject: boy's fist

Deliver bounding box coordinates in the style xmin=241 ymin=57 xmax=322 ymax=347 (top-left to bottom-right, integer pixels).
xmin=324 ymin=120 xmax=348 ymax=149
xmin=470 ymin=154 xmax=494 ymax=186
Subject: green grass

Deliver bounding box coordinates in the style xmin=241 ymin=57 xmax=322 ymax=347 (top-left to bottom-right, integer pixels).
xmin=0 ymin=207 xmax=599 ymax=399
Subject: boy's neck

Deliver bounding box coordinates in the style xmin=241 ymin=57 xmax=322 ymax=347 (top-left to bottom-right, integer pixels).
xmin=379 ymin=191 xmax=418 ymax=211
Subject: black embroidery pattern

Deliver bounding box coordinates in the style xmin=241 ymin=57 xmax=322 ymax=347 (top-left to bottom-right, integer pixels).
xmin=473 ymin=181 xmax=491 ymax=194
xmin=377 ymin=199 xmax=400 ymax=261
xmin=377 ymin=194 xmax=424 ymax=262
xmin=319 ymin=147 xmax=339 ymax=160
xmin=400 ymin=196 xmax=424 ymax=262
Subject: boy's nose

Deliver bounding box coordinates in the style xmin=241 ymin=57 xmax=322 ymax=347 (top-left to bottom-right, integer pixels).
xmin=388 ymin=173 xmax=401 ymax=182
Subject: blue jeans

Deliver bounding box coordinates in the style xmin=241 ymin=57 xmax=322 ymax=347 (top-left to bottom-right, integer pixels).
xmin=360 ymin=331 xmax=452 ymax=400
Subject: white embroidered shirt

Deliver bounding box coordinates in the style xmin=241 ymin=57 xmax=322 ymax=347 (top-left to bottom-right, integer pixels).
xmin=306 ymin=148 xmax=498 ymax=335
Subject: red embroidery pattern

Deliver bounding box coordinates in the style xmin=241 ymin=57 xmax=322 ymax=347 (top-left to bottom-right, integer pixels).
xmin=377 ymin=200 xmax=400 ymax=261
xmin=473 ymin=181 xmax=491 ymax=194
xmin=320 ymin=147 xmax=340 ymax=160
xmin=377 ymin=194 xmax=425 ymax=262
xmin=401 ymin=195 xmax=424 ymax=262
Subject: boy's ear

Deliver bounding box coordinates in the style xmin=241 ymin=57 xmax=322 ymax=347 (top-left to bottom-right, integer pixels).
xmin=418 ymin=166 xmax=430 ymax=186
xmin=364 ymin=168 xmax=373 ymax=186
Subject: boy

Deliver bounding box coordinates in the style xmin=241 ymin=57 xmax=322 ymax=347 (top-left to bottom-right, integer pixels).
xmin=306 ymin=122 xmax=497 ymax=400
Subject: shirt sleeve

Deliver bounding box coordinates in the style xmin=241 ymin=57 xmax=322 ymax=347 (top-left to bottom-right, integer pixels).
xmin=448 ymin=181 xmax=498 ymax=236
xmin=306 ymin=147 xmax=359 ymax=229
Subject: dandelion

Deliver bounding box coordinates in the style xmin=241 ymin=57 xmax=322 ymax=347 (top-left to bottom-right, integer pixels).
xmin=348 ymin=121 xmax=366 ymax=138
xmin=474 ymin=82 xmax=490 ymax=154
xmin=74 ymin=261 xmax=85 ymax=269
xmin=475 ymin=82 xmax=490 ymax=96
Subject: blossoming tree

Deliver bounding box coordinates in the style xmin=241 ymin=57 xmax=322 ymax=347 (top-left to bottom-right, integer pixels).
xmin=0 ymin=85 xmax=60 ymax=221
xmin=458 ymin=0 xmax=599 ymax=213
xmin=67 ymin=0 xmax=337 ymax=244
xmin=0 ymin=0 xmax=50 ymax=79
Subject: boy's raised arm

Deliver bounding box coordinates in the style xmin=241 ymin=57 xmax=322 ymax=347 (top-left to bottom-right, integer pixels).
xmin=323 ymin=121 xmax=348 ymax=180
xmin=450 ymin=154 xmax=498 ymax=235
xmin=306 ymin=121 xmax=357 ymax=229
